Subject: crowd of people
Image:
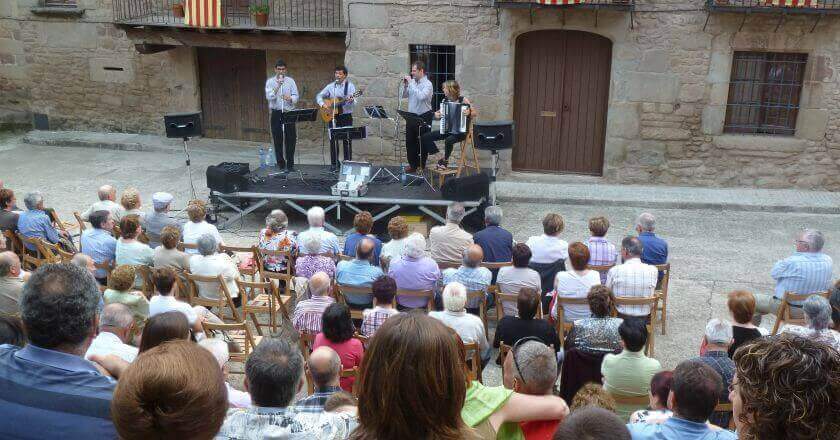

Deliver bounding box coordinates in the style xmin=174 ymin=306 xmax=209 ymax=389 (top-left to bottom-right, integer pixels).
xmin=0 ymin=179 xmax=838 ymax=439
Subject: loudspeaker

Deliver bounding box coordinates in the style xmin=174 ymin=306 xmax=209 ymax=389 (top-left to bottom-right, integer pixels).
xmin=441 ymin=173 xmax=490 ymax=202
xmin=206 ymin=162 xmax=250 ymax=194
xmin=164 ymin=112 xmax=203 ymax=138
xmin=474 ymin=121 xmax=514 ymax=151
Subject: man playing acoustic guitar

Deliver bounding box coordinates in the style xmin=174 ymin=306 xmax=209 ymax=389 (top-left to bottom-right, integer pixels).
xmin=317 ymin=65 xmax=361 ymax=171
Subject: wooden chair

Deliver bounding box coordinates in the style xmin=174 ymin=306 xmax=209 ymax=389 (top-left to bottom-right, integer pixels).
xmin=134 ymin=265 xmax=155 ymax=299
xmin=608 ymin=390 xmax=651 ymax=407
xmin=56 ymin=247 xmax=76 ymax=263
xmin=73 ymin=211 xmax=87 ymax=234
xmin=220 ymin=244 xmax=259 ymax=279
xmin=341 ymin=367 xmax=361 ymax=398
xmin=611 ymin=295 xmax=660 ymax=357
xmin=256 ymin=248 xmax=295 ymax=295
xmin=554 ymin=296 xmax=590 ymax=347
xmin=463 ymin=341 xmax=483 ymax=383
xmin=338 ymin=253 xmax=353 ymax=262
xmin=654 ymin=263 xmax=671 ymax=335
xmin=299 ymin=331 xmax=316 ymax=362
xmin=771 ymin=291 xmax=830 ymax=334
xmin=259 ymin=270 xmax=295 ymax=316
xmin=494 ymin=289 xmax=544 ymax=323
xmin=436 ymin=260 xmax=461 ymax=271
xmin=395 ymin=289 xmax=435 ymax=312
xmin=38 ymin=240 xmax=63 ymax=264
xmin=499 ymin=342 xmax=511 ymax=378
xmin=428 ymin=121 xmax=479 ymax=188
xmin=467 ymin=289 xmax=490 ymax=338
xmin=94 ymin=260 xmax=114 ymax=284
xmin=176 ymin=242 xmax=198 ymax=252
xmin=3 ymin=230 xmax=23 ymax=259
xmin=713 ymin=402 xmax=735 ymax=430
xmin=336 ymin=284 xmax=374 ymax=320
xmin=184 ymin=272 xmax=242 ymax=323
xmin=17 ymin=234 xmax=49 ymax=269
xmin=587 ymin=263 xmax=615 ymax=281
xmin=201 ymin=320 xmax=261 ymax=366
xmin=237 ymin=278 xmax=288 ymax=336
xmin=480 ymin=261 xmax=512 ymax=271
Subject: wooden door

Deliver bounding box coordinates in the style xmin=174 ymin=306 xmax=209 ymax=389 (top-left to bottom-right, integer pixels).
xmin=513 ymin=31 xmax=612 ymax=175
xmin=198 ymin=48 xmax=270 ymax=142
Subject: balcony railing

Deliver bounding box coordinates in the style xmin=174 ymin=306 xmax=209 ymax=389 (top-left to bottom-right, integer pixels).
xmin=707 ymin=0 xmax=840 ymax=14
xmin=113 ymin=0 xmax=346 ymax=32
xmin=494 ymin=0 xmax=635 ymax=10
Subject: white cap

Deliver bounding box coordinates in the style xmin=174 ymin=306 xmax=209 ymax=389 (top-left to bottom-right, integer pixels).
xmin=152 ymin=192 xmax=174 ymax=209
xmin=705 ymin=318 xmax=733 ymax=345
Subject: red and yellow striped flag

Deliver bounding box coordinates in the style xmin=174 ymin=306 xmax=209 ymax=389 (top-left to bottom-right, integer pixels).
xmin=536 ymin=0 xmax=587 ymax=4
xmin=184 ymin=0 xmax=224 ymax=27
xmin=765 ymin=0 xmax=817 ymax=6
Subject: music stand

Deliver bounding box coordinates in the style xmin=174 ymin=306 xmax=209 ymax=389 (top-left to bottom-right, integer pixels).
xmin=268 ymin=108 xmax=319 ymax=184
xmin=397 ymin=110 xmax=435 ymax=191
xmin=366 ymin=106 xmax=399 ymax=182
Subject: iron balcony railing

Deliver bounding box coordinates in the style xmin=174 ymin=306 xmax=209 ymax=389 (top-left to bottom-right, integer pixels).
xmin=494 ymin=0 xmax=635 ymax=10
xmin=707 ymin=0 xmax=840 ymax=14
xmin=112 ymin=0 xmax=346 ymax=32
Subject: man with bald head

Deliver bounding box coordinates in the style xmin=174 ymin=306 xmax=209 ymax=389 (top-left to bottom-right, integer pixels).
xmin=80 ymin=184 xmax=124 ymax=221
xmin=292 ymin=271 xmax=336 ymax=334
xmin=0 ymin=251 xmax=25 ymax=314
xmin=296 ymin=346 xmax=342 ymax=411
xmin=607 ymin=236 xmax=658 ymax=318
xmin=336 ymin=238 xmax=384 ymax=309
xmin=84 ymin=303 xmax=138 ymax=363
xmin=441 ymin=244 xmax=492 ymax=314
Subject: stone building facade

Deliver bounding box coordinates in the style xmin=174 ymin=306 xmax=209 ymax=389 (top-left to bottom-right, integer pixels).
xmin=2 ymin=0 xmax=839 ymax=190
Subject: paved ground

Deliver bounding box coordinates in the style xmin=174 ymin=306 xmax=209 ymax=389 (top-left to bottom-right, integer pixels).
xmin=2 ymin=130 xmax=840 ymax=387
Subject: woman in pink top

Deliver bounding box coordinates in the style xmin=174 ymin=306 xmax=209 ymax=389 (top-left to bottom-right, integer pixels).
xmin=314 ymin=303 xmax=364 ymax=392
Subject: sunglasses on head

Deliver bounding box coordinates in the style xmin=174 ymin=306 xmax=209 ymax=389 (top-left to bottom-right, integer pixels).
xmin=511 ymin=336 xmax=545 ymax=386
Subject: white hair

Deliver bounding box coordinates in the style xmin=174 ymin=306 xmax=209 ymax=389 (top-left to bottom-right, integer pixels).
xmin=403 ymin=233 xmax=427 ymax=259
xmin=446 ymin=203 xmax=466 ymax=224
xmin=803 ymin=295 xmax=833 ymax=331
xmin=442 ymin=282 xmax=467 ymax=312
xmin=704 ymin=318 xmax=733 ymax=345
xmin=301 ymin=232 xmax=323 ymax=255
xmin=23 ymin=192 xmax=43 ymax=210
xmin=636 ymin=213 xmax=656 ymax=232
xmin=99 ymin=303 xmax=134 ymax=330
xmin=196 ymin=234 xmax=218 ymax=256
xmin=307 ymin=206 xmax=325 ymax=227
xmin=800 ymin=229 xmax=825 ymax=252
xmin=198 ymin=337 xmax=230 ymax=368
xmin=484 ymin=205 xmax=502 ymax=226
xmin=98 ymin=185 xmax=114 ymax=201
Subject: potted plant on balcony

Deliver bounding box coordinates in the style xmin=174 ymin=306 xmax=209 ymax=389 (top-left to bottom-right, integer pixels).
xmin=172 ymin=1 xmax=185 ymax=18
xmin=249 ymin=2 xmax=269 ymax=27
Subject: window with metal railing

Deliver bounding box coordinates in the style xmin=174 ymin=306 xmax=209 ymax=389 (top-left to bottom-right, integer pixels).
xmin=724 ymin=51 xmax=808 ymax=136
xmin=409 ymin=44 xmax=456 ymax=110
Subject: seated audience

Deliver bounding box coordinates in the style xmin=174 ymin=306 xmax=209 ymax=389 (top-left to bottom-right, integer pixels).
xmin=297 ymin=346 xmax=343 ymax=410
xmin=566 ymin=286 xmax=623 ymax=354
xmin=754 ymin=228 xmax=832 ymax=324
xmin=189 ymin=234 xmax=241 ymax=304
xmin=138 ymin=311 xmax=191 ymax=353
xmin=257 ymin=209 xmax=296 ymax=272
xmin=119 ymin=187 xmax=145 ymax=221
xmin=181 ymin=200 xmax=223 ymax=254
xmin=629 ymin=371 xmax=674 ymax=424
xmin=111 ymin=340 xmax=228 ymax=440
xmin=726 ymin=290 xmax=767 ymax=357
xmin=81 ymin=184 xmax=123 ymax=221
xmin=70 ymin=253 xmax=97 ymax=280
xmin=497 ymin=243 xmax=542 ymax=317
xmin=114 ymin=216 xmax=154 ymax=282
xmin=84 ymin=303 xmax=138 ymax=363
xmin=553 ymin=406 xmax=631 ymax=440
xmin=429 ymin=202 xmax=474 ymax=263
xmin=153 ymin=225 xmax=190 ymax=272
xmin=781 ymin=294 xmax=840 ymax=350
xmin=431 ymin=282 xmax=491 ymax=365
xmin=570 ymin=383 xmax=617 ymax=413
xmin=297 ymin=206 xmax=340 ymax=255
xmin=144 ymin=192 xmax=185 ymax=248
xmin=314 ymin=303 xmax=364 ymax=393
xmin=0 ymin=188 xmax=19 ymax=247
xmin=80 ymin=210 xmax=117 ymax=284
xmin=148 ymin=267 xmax=217 ymax=330
xmin=216 ymin=338 xmax=356 ymax=439
xmin=553 ymin=242 xmax=601 ymax=322
xmin=18 ymin=191 xmax=68 ymax=251
xmin=336 ymin=238 xmax=384 ymax=308
xmin=292 ymin=271 xmax=335 ymax=334
xmin=831 ymin=281 xmax=840 ymax=331
xmin=0 ymin=264 xmax=117 ymax=438
xmin=0 ymin=314 xmax=25 ymax=346
xmin=601 ymin=318 xmax=662 ymax=420
xmin=494 ymin=288 xmax=560 ymax=355
xmin=526 ymin=213 xmax=568 ymax=264
xmin=502 ymin=339 xmax=562 ymax=438
xmin=388 ymin=232 xmax=441 ymax=309
xmin=197 ymin=338 xmax=252 ymax=408
xmin=730 ymin=334 xmax=839 ymax=440
xmin=343 ymin=211 xmax=382 ymax=265
xmin=635 ymin=213 xmax=668 ymax=266
xmin=295 ymin=233 xmax=336 ymax=279
xmin=586 ymin=216 xmax=619 ymax=283
xmin=380 ymin=215 xmax=410 ymax=267
xmin=360 ymin=275 xmax=399 ymax=337
xmin=473 ymin=205 xmax=514 ymax=264
xmin=606 ymin=236 xmax=658 ymax=318
xmin=104 ymin=264 xmax=149 ymax=327
xmin=442 ymin=244 xmax=492 ymax=312
xmin=693 ymin=319 xmax=734 ymax=428
xmin=0 ymin=251 xmax=24 ymax=314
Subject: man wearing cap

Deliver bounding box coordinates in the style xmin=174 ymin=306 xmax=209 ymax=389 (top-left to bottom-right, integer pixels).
xmin=144 ymin=192 xmax=185 ymax=249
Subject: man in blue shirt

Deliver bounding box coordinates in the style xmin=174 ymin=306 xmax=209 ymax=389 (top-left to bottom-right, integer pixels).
xmin=342 ymin=211 xmax=382 ymax=265
xmin=441 ymin=244 xmax=492 ymax=313
xmin=80 ymin=210 xmax=117 ymax=285
xmin=635 ymin=212 xmax=668 ymax=266
xmin=0 ymin=263 xmax=118 ymax=439
xmin=627 ymin=360 xmax=736 ymax=440
xmin=473 ymin=205 xmax=513 ymax=264
xmin=17 ymin=191 xmax=68 ymax=251
xmin=336 ymin=238 xmax=384 ymax=308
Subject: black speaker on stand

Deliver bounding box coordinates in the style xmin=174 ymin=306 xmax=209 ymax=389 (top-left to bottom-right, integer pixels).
xmin=164 ymin=112 xmax=203 ymax=199
xmin=474 ymin=121 xmax=514 ymax=205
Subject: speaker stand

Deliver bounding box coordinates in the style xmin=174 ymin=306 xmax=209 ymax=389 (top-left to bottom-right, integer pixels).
xmin=182 ymin=136 xmax=197 ymax=200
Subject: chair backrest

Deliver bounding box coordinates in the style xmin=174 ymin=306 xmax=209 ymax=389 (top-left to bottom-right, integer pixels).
xmin=177 ymin=241 xmax=198 ymax=252
xmin=256 ymin=248 xmax=294 ymax=279
xmin=17 ymin=233 xmax=47 ymax=269
xmin=554 ymin=296 xmax=590 ymax=343
xmin=608 ymin=390 xmax=650 ymax=406
xmin=436 ymin=260 xmax=461 ymax=271
xmin=611 ymin=295 xmax=660 ymax=357
xmin=499 ymin=342 xmax=511 ymax=377
xmin=38 ymin=240 xmax=62 ymax=264
xmin=713 ymin=402 xmax=735 ymax=430
xmin=299 ymin=331 xmax=316 ymax=362
xmin=94 ymin=260 xmax=114 ymax=282
xmin=463 ymin=341 xmax=482 ymax=383
xmin=134 ymin=265 xmax=155 ymax=299
xmin=337 ymin=284 xmax=374 ymax=319
xmin=587 ymin=263 xmax=614 ymax=277
xmin=338 ymin=253 xmax=353 ymax=262
xmin=184 ymin=272 xmax=240 ymax=322
xmin=467 ymin=289 xmax=489 ymax=336
xmin=73 ymin=211 xmax=87 ymax=232
xmin=201 ymin=320 xmax=258 ymax=363
xmin=772 ymin=290 xmax=831 ymax=334
xmin=56 ymin=247 xmax=76 ymax=263
xmin=395 ymin=288 xmax=435 ymax=312
xmin=3 ymin=230 xmax=22 ymax=258
xmin=654 ymin=263 xmax=671 ymax=294
xmin=340 ymin=367 xmax=361 ymax=397
xmin=480 ymin=261 xmax=512 ymax=271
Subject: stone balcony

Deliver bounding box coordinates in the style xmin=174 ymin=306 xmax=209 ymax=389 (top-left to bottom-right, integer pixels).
xmin=493 ymin=0 xmax=635 ymax=11
xmin=707 ymin=0 xmax=840 ymax=14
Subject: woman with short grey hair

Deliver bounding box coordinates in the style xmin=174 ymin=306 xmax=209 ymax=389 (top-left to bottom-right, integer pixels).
xmin=781 ymin=295 xmax=840 ymax=351
xmin=294 ymin=233 xmax=335 ymax=279
xmin=257 ymin=209 xmax=297 ymax=273
xmin=187 ymin=234 xmax=241 ymax=304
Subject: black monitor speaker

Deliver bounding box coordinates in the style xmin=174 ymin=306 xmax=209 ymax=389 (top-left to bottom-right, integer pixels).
xmin=164 ymin=112 xmax=203 ymax=138
xmin=474 ymin=121 xmax=514 ymax=151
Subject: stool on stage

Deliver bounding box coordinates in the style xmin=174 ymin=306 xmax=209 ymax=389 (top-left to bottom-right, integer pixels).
xmin=429 ymin=121 xmax=480 ymax=189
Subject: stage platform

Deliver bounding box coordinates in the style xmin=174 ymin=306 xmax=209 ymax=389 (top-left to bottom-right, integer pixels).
xmin=210 ymin=164 xmax=484 ymax=235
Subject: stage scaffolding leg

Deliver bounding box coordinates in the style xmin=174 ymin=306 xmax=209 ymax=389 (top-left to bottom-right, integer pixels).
xmin=214 ymin=196 xmax=270 ymax=229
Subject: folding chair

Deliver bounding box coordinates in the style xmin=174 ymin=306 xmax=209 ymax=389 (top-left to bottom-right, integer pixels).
xmin=94 ymin=260 xmax=114 ymax=285
xmin=38 ymin=240 xmax=63 ymax=264
xmin=134 ymin=265 xmax=155 ymax=299
xmin=480 ymin=261 xmax=512 ymax=271
xmin=654 ymin=263 xmax=671 ymax=335
xmin=337 ymin=284 xmax=374 ymax=321
xmin=17 ymin=234 xmax=49 ymax=270
xmin=338 ymin=253 xmax=353 ymax=262
xmin=611 ymin=295 xmax=660 ymax=357
xmin=499 ymin=342 xmax=511 ymax=377
xmin=587 ymin=263 xmax=615 ymax=284
xmin=607 ymin=390 xmax=651 ymax=417
xmin=436 ymin=260 xmax=461 ymax=271
xmin=299 ymin=331 xmax=318 ymax=394
xmin=494 ymin=288 xmax=544 ymax=323
xmin=237 ymin=278 xmax=288 ymax=336
xmin=771 ymin=291 xmax=830 ymax=335
xmin=220 ymin=244 xmax=259 ymax=281
xmin=467 ymin=289 xmax=489 ymax=338
xmin=341 ymin=367 xmax=361 ymax=397
xmin=184 ymin=272 xmax=242 ymax=323
xmin=259 ymin=271 xmax=295 ymax=319
xmin=395 ymin=289 xmax=435 ymax=312
xmin=463 ymin=341 xmax=483 ymax=383
xmin=176 ymin=242 xmax=198 ymax=252
xmin=73 ymin=211 xmax=87 ymax=251
xmin=256 ymin=248 xmax=295 ymax=297
xmin=3 ymin=230 xmax=23 ymax=259
xmin=554 ymin=296 xmax=590 ymax=347
xmin=201 ymin=321 xmax=261 ymax=371
xmin=713 ymin=402 xmax=735 ymax=430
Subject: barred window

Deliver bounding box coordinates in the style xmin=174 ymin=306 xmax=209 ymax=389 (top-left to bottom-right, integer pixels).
xmin=43 ymin=0 xmax=77 ymax=6
xmin=409 ymin=44 xmax=456 ymax=110
xmin=724 ymin=52 xmax=807 ymax=136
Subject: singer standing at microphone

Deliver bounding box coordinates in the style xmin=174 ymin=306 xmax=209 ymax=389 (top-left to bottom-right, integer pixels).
xmin=402 ymin=60 xmax=434 ymax=173
xmin=316 ymin=65 xmax=358 ymax=172
xmin=265 ymin=59 xmax=300 ymax=172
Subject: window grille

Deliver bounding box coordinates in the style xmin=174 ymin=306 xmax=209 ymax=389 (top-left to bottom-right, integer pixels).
xmin=43 ymin=0 xmax=77 ymax=6
xmin=409 ymin=44 xmax=456 ymax=110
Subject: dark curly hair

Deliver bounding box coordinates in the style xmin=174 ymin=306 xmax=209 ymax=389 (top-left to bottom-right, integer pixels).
xmin=587 ymin=285 xmax=614 ymax=318
xmin=322 ymin=303 xmax=354 ymax=343
xmin=732 ymin=333 xmax=840 ymax=440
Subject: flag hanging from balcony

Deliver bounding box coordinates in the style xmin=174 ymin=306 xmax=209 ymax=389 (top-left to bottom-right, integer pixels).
xmin=184 ymin=0 xmax=224 ymax=27
xmin=536 ymin=0 xmax=587 ymax=4
xmin=765 ymin=0 xmax=816 ymax=6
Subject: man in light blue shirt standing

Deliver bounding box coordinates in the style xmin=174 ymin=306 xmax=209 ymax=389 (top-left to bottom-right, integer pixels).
xmin=265 ymin=58 xmax=300 ymax=172
xmin=336 ymin=238 xmax=383 ymax=309
xmin=402 ymin=60 xmax=434 ymax=173
xmin=753 ymin=228 xmax=833 ymax=324
xmin=80 ymin=210 xmax=117 ymax=285
xmin=317 ymin=65 xmax=359 ymax=171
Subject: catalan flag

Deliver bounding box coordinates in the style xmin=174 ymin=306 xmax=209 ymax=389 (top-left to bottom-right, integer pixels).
xmin=184 ymin=0 xmax=224 ymax=27
xmin=766 ymin=0 xmax=817 ymax=6
xmin=536 ymin=0 xmax=587 ymax=3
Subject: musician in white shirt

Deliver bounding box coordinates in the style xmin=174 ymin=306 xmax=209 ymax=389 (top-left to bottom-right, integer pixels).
xmin=420 ymin=80 xmax=475 ymax=170
xmin=317 ymin=65 xmax=358 ymax=172
xmin=265 ymin=59 xmax=300 ymax=172
xmin=402 ymin=60 xmax=434 ymax=173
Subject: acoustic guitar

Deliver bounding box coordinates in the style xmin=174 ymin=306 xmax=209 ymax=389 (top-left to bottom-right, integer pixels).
xmin=319 ymin=90 xmax=364 ymax=123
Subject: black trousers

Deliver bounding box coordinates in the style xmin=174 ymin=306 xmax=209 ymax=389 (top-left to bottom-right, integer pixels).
xmin=270 ymin=109 xmax=297 ymax=168
xmin=330 ymin=113 xmax=353 ymax=167
xmin=420 ymin=130 xmax=467 ymax=164
xmin=405 ymin=111 xmax=434 ymax=169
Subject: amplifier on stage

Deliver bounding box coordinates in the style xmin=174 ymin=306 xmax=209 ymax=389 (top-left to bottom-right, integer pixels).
xmin=207 ymin=162 xmax=249 ymax=194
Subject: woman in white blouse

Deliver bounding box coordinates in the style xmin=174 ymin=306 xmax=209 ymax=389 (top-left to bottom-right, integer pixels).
xmin=525 ymin=213 xmax=569 ymax=264
xmin=181 ymin=200 xmax=224 ymax=255
xmin=552 ymin=242 xmax=601 ymax=322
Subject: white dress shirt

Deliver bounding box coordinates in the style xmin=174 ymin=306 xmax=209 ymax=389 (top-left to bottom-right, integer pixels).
xmin=526 ymin=234 xmax=569 ymax=264
xmin=297 ymin=227 xmax=341 ymax=255
xmin=606 ymin=258 xmax=658 ymax=316
xmin=188 ymin=253 xmax=241 ymax=299
xmin=429 ymin=310 xmax=489 ymax=359
xmin=402 ymin=76 xmax=433 ymax=115
xmin=149 ymin=294 xmax=198 ymax=324
xmin=84 ymin=331 xmax=138 ymax=363
xmin=265 ymin=76 xmax=300 ymax=111
xmin=316 ymin=80 xmax=358 ymax=116
xmin=182 ymin=221 xmax=224 ymax=255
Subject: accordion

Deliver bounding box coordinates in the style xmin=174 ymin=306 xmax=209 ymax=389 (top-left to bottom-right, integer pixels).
xmin=440 ymin=101 xmax=470 ymax=135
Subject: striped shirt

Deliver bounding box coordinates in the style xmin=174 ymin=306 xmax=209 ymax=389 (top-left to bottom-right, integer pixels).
xmin=606 ymin=258 xmax=658 ymax=316
xmin=442 ymin=266 xmax=492 ymax=309
xmin=586 ymin=236 xmax=619 ymax=283
xmin=292 ymin=296 xmax=335 ymax=334
xmin=361 ymin=307 xmax=399 ymax=337
xmin=771 ymin=252 xmax=833 ymax=303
